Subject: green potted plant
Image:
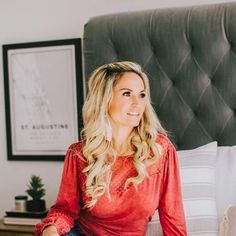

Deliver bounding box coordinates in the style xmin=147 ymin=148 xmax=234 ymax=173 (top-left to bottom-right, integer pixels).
xmin=25 ymin=175 xmax=46 ymax=212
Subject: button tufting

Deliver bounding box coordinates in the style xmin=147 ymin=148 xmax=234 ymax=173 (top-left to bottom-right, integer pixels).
xmin=84 ymin=3 xmax=236 ymax=149
xmin=189 ymin=44 xmax=194 ymax=51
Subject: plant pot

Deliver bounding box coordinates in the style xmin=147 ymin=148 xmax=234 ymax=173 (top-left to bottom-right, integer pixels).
xmin=26 ymin=199 xmax=46 ymax=212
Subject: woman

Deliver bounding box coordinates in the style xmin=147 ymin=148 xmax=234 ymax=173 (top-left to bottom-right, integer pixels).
xmin=35 ymin=61 xmax=187 ymax=236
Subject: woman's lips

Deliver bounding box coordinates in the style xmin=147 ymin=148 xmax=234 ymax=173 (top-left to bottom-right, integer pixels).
xmin=127 ymin=112 xmax=139 ymax=116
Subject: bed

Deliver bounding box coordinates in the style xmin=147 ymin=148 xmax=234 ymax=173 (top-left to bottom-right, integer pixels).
xmin=83 ymin=2 xmax=236 ymax=235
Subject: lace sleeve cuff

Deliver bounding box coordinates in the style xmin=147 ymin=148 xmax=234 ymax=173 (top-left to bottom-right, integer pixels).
xmin=34 ymin=211 xmax=74 ymax=235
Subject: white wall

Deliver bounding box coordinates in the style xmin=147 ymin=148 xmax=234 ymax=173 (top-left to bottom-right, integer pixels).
xmin=0 ymin=0 xmax=234 ymax=217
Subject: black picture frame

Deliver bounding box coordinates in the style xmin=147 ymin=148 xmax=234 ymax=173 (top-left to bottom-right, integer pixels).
xmin=2 ymin=38 xmax=83 ymax=161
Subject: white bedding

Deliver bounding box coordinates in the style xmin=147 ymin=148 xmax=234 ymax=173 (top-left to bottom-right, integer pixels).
xmin=146 ymin=142 xmax=236 ymax=236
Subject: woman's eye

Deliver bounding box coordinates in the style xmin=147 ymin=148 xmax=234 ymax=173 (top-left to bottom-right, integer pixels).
xmin=122 ymin=91 xmax=131 ymax=96
xmin=140 ymin=93 xmax=146 ymax=98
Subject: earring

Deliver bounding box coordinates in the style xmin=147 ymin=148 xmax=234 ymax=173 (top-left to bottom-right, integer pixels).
xmin=105 ymin=118 xmax=112 ymax=142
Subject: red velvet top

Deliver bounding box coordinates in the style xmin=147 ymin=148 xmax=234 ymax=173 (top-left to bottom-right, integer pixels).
xmin=34 ymin=134 xmax=187 ymax=236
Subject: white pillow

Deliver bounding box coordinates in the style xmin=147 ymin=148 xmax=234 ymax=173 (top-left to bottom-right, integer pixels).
xmin=178 ymin=141 xmax=218 ymax=235
xmin=216 ymin=146 xmax=236 ymax=221
xmin=146 ymin=142 xmax=218 ymax=236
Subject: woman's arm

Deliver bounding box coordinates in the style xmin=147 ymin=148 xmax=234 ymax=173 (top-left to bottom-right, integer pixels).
xmin=158 ymin=141 xmax=187 ymax=236
xmin=34 ymin=144 xmax=82 ymax=236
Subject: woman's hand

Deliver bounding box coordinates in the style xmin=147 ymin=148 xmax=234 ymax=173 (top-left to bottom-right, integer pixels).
xmin=41 ymin=225 xmax=59 ymax=236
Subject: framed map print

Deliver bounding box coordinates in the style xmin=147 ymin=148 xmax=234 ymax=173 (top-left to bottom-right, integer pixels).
xmin=3 ymin=38 xmax=83 ymax=161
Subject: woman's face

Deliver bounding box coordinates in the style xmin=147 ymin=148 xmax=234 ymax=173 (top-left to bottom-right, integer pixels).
xmin=108 ymin=72 xmax=147 ymax=130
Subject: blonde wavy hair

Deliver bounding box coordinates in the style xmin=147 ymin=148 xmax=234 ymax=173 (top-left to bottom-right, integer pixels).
xmin=81 ymin=61 xmax=166 ymax=208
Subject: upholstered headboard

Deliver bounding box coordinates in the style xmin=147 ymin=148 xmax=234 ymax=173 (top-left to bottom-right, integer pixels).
xmin=83 ymin=2 xmax=236 ymax=150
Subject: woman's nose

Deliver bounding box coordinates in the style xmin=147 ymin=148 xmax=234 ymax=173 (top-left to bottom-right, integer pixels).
xmin=131 ymin=95 xmax=139 ymax=104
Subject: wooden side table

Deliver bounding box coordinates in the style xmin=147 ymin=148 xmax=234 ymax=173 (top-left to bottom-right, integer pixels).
xmin=0 ymin=219 xmax=34 ymax=236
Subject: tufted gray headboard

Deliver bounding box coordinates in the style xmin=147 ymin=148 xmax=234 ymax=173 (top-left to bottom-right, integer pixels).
xmin=83 ymin=2 xmax=236 ymax=150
